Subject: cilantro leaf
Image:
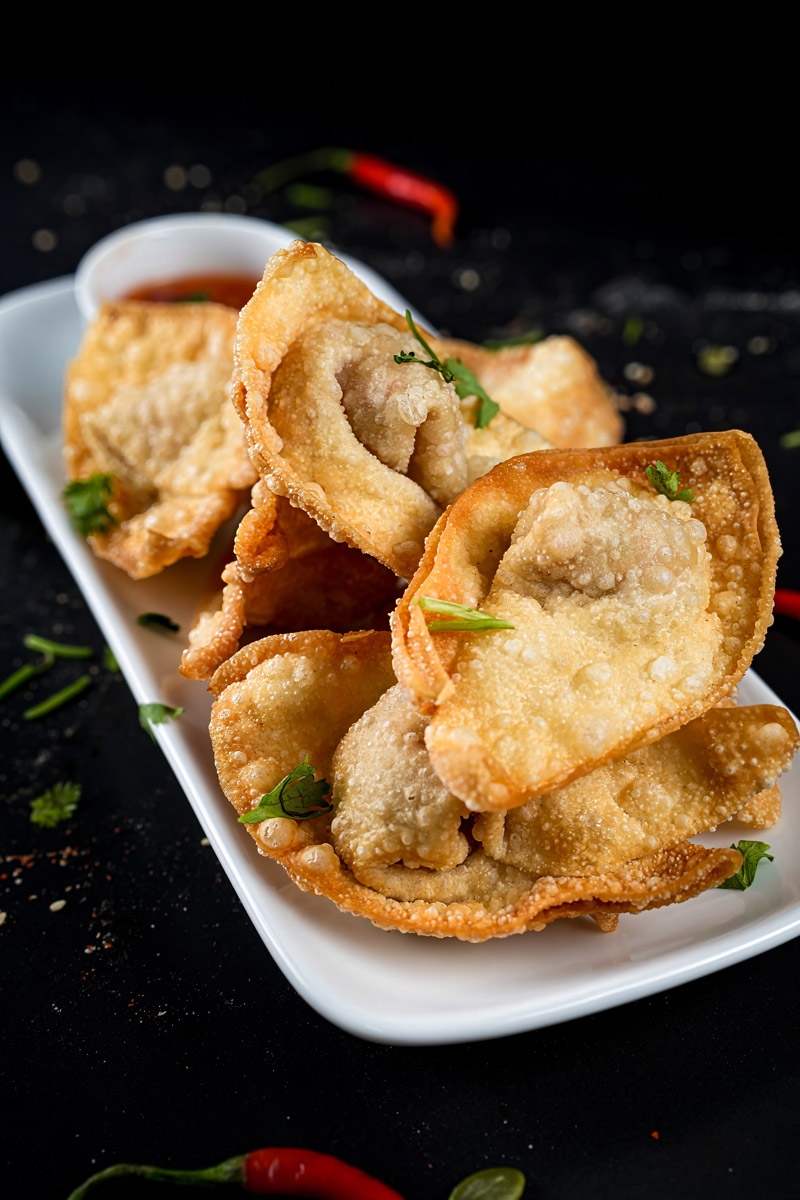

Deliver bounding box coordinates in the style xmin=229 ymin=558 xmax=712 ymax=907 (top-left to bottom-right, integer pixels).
xmin=644 ymin=460 xmax=694 ymax=503
xmin=413 ymin=595 xmax=515 ymax=632
xmin=394 ymin=311 xmax=498 ymax=427
xmin=445 ymin=358 xmax=500 ymax=428
xmin=239 ymin=755 xmax=333 ymax=823
xmin=136 ymin=612 xmax=180 ymax=634
xmin=62 ymin=473 xmax=117 ymax=536
xmin=138 ymin=702 xmax=184 ymax=742
xmin=718 ymin=840 xmax=774 ymax=891
xmin=779 ymin=429 xmax=800 ymax=450
xmin=30 ymin=782 xmax=81 ymax=828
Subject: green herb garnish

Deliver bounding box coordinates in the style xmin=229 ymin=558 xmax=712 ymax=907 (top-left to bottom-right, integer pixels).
xmin=62 ymin=473 xmax=116 ymax=536
xmin=413 ymin=595 xmax=515 ymax=632
xmin=483 ymin=329 xmax=543 ymax=351
xmin=138 ymin=702 xmax=184 ymax=742
xmin=644 ymin=460 xmax=694 ymax=503
xmin=0 ymin=659 xmax=50 ymax=701
xmin=448 ymin=1167 xmax=526 ymax=1200
xmin=718 ymin=840 xmax=774 ymax=891
xmin=238 ymin=755 xmax=333 ymax=824
xmin=779 ymin=429 xmax=800 ymax=450
xmin=622 ymin=314 xmax=644 ymax=347
xmin=23 ymin=634 xmax=92 ymax=659
xmin=136 ymin=612 xmax=180 ymax=634
xmin=178 ymin=292 xmax=210 ymax=302
xmin=103 ymin=645 xmax=120 ymax=672
xmin=23 ymin=675 xmax=91 ymax=721
xmin=697 ymin=344 xmax=738 ymax=376
xmin=30 ymin=781 xmax=81 ymax=828
xmin=395 ymin=311 xmax=500 ymax=428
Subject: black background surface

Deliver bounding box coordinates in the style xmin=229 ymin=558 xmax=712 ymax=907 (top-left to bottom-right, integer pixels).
xmin=2 ymin=76 xmax=800 ymax=1200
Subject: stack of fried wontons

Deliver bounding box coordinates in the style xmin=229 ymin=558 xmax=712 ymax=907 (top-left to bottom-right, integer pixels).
xmin=65 ymin=242 xmax=798 ymax=941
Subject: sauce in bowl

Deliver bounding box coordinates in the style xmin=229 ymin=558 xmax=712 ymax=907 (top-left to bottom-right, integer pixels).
xmin=124 ymin=274 xmax=259 ymax=309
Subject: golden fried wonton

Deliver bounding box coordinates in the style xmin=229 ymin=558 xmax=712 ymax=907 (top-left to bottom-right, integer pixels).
xmin=233 ymin=242 xmax=551 ymax=579
xmin=438 ymin=336 xmax=623 ymax=449
xmin=180 ymin=483 xmax=399 ymax=681
xmin=64 ymin=301 xmax=257 ymax=578
xmin=392 ymin=432 xmax=781 ymax=810
xmin=209 ymin=630 xmax=763 ymax=942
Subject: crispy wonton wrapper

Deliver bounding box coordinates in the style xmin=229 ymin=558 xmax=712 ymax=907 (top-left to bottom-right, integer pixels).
xmin=438 ymin=336 xmax=623 ymax=449
xmin=180 ymin=482 xmax=399 ymax=680
xmin=392 ymin=431 xmax=781 ymax=810
xmin=64 ymin=302 xmax=257 ymax=578
xmin=209 ymin=631 xmax=754 ymax=942
xmin=233 ymin=242 xmax=552 ymax=579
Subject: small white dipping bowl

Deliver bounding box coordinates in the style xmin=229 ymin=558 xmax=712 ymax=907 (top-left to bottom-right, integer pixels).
xmin=74 ymin=212 xmax=421 ymax=324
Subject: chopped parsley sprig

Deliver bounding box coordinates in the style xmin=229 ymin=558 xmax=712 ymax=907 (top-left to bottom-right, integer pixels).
xmin=136 ymin=612 xmax=180 ymax=634
xmin=23 ymin=634 xmax=92 ymax=659
xmin=62 ymin=473 xmax=117 ymax=536
xmin=30 ymin=781 xmax=81 ymax=828
xmin=413 ymin=595 xmax=515 ymax=632
xmin=239 ymin=756 xmax=333 ymax=824
xmin=138 ymin=702 xmax=184 ymax=742
xmin=644 ymin=460 xmax=694 ymax=503
xmin=394 ymin=311 xmax=500 ymax=428
xmin=24 ymin=675 xmax=91 ymax=720
xmin=718 ymin=840 xmax=774 ymax=891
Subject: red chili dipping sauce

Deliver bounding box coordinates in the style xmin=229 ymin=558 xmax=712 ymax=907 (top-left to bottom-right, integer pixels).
xmin=124 ymin=274 xmax=259 ymax=310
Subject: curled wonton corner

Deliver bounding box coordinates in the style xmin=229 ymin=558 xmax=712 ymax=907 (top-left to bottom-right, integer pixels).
xmin=180 ymin=482 xmax=400 ymax=681
xmin=64 ymin=301 xmax=257 ymax=578
xmin=438 ymin=335 xmax=623 ymax=449
xmin=392 ymin=431 xmax=781 ymax=811
xmin=233 ymin=241 xmax=551 ymax=580
xmin=208 ymin=630 xmax=771 ymax=942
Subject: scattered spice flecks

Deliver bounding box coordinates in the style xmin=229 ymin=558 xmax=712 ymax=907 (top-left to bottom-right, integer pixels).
xmin=651 ymin=1131 xmax=660 ymax=1140
xmin=49 ymin=898 xmax=66 ymax=912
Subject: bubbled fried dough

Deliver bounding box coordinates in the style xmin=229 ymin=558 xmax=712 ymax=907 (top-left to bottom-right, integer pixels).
xmin=64 ymin=301 xmax=256 ymax=578
xmin=437 ymin=335 xmax=623 ymax=449
xmin=392 ymin=432 xmax=781 ymax=811
xmin=180 ymin=485 xmax=400 ymax=681
xmin=472 ymin=705 xmax=798 ymax=878
xmin=234 ymin=242 xmax=549 ymax=579
xmin=208 ymin=631 xmax=756 ymax=939
xmin=209 ymin=630 xmax=396 ymax=815
xmin=331 ymin=686 xmax=469 ymax=873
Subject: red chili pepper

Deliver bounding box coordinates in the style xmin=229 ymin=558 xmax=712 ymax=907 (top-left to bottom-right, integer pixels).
xmin=774 ymin=588 xmax=800 ymax=621
xmin=66 ymin=1147 xmax=406 ymax=1200
xmin=257 ymin=147 xmax=459 ymax=248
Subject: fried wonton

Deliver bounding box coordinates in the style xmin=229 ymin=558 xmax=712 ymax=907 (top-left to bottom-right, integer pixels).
xmin=473 ymin=705 xmax=797 ymax=877
xmin=209 ymin=630 xmax=751 ymax=942
xmin=64 ymin=301 xmax=257 ymax=578
xmin=438 ymin=336 xmax=623 ymax=449
xmin=233 ymin=242 xmax=551 ymax=579
xmin=392 ymin=432 xmax=781 ymax=810
xmin=180 ymin=483 xmax=400 ymax=680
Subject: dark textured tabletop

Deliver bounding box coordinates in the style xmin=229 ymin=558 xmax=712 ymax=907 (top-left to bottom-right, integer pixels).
xmin=2 ymin=83 xmax=800 ymax=1200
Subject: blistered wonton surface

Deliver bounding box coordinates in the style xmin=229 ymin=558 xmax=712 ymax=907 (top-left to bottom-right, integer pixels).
xmin=392 ymin=432 xmax=781 ymax=810
xmin=181 ymin=483 xmax=399 ymax=680
xmin=64 ymin=301 xmax=256 ymax=578
xmin=439 ymin=336 xmax=623 ymax=449
xmin=207 ymin=630 xmax=773 ymax=942
xmin=233 ymin=242 xmax=550 ymax=579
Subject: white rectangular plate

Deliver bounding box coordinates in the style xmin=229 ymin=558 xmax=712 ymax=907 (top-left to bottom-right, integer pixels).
xmin=2 ymin=259 xmax=799 ymax=1046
